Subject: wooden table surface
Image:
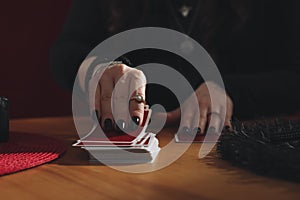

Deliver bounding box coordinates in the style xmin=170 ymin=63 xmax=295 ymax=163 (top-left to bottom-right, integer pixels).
xmin=1 ymin=116 xmax=300 ymax=200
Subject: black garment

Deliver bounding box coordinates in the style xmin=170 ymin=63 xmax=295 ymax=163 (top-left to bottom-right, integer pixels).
xmin=50 ymin=0 xmax=300 ymax=118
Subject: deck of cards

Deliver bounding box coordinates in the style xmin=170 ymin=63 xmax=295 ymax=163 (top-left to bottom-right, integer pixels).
xmin=73 ymin=108 xmax=160 ymax=164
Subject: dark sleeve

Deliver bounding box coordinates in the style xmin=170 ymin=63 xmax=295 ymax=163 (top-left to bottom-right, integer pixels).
xmin=50 ymin=0 xmax=106 ymax=91
xmin=224 ymin=1 xmax=300 ymax=118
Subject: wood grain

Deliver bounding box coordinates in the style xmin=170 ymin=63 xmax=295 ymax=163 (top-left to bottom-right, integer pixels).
xmin=1 ymin=117 xmax=300 ymax=200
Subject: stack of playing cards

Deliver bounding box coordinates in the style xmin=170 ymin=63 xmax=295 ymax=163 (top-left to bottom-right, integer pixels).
xmin=73 ymin=108 xmax=160 ymax=164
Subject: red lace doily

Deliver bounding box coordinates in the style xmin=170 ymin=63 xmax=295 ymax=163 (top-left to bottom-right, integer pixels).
xmin=0 ymin=132 xmax=66 ymax=176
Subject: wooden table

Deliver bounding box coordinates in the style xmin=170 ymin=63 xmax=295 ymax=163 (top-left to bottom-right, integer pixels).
xmin=1 ymin=117 xmax=300 ymax=200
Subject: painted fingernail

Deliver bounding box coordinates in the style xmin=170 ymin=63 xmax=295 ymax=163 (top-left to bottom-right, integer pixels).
xmin=104 ymin=119 xmax=113 ymax=131
xmin=116 ymin=120 xmax=126 ymax=132
xmin=131 ymin=116 xmax=140 ymax=131
xmin=181 ymin=127 xmax=190 ymax=134
xmin=193 ymin=127 xmax=202 ymax=135
xmin=132 ymin=116 xmax=140 ymax=126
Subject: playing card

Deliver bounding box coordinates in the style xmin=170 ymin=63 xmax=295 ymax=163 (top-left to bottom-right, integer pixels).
xmin=73 ymin=108 xmax=152 ymax=146
xmin=81 ymin=134 xmax=156 ymax=151
xmin=73 ymin=132 xmax=152 ymax=147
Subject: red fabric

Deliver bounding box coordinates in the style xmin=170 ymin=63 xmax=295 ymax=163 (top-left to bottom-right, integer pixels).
xmin=1 ymin=1 xmax=72 ymax=118
xmin=0 ymin=132 xmax=66 ymax=176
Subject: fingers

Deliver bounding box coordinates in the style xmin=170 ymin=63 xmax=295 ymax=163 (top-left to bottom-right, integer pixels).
xmin=99 ymin=70 xmax=114 ymax=131
xmin=180 ymin=105 xmax=197 ymax=135
xmin=89 ymin=74 xmax=101 ymax=121
xmin=92 ymin=64 xmax=146 ymax=132
xmin=207 ymin=112 xmax=222 ymax=134
xmin=223 ymin=98 xmax=234 ymax=131
xmin=95 ymin=84 xmax=101 ymax=120
xmin=110 ymin=66 xmax=147 ymax=132
xmin=179 ymin=94 xmax=200 ymax=135
xmin=194 ymin=97 xmax=209 ymax=135
xmin=112 ymin=65 xmax=131 ymax=131
xmin=129 ymin=70 xmax=146 ymax=130
xmin=178 ymin=95 xmax=229 ymax=136
xmin=198 ymin=108 xmax=208 ymax=135
xmin=93 ymin=64 xmax=147 ymax=132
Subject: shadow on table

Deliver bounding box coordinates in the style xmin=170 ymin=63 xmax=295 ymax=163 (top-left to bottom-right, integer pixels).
xmin=49 ymin=134 xmax=106 ymax=166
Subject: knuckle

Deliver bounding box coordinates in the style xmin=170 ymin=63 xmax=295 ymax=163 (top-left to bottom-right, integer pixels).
xmin=136 ymin=70 xmax=146 ymax=79
xmin=102 ymin=67 xmax=111 ymax=77
xmin=132 ymin=69 xmax=146 ymax=81
xmin=199 ymin=100 xmax=209 ymax=107
xmin=114 ymin=64 xmax=128 ymax=75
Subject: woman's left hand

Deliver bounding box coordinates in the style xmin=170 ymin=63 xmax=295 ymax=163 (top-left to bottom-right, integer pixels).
xmin=167 ymin=81 xmax=233 ymax=134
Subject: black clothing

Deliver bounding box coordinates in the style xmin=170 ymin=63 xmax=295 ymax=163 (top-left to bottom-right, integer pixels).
xmin=50 ymin=0 xmax=300 ymax=118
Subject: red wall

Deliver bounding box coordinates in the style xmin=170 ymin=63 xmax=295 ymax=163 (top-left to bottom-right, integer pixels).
xmin=1 ymin=0 xmax=72 ymax=118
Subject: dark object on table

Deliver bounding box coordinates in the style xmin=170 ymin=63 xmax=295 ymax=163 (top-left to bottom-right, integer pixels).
xmin=217 ymin=118 xmax=300 ymax=182
xmin=0 ymin=97 xmax=9 ymax=142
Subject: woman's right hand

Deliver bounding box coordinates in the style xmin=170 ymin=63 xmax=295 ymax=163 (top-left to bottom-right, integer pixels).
xmin=90 ymin=63 xmax=147 ymax=132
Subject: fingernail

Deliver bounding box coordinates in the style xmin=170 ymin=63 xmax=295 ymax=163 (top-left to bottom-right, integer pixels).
xmin=222 ymin=125 xmax=231 ymax=133
xmin=131 ymin=116 xmax=140 ymax=131
xmin=132 ymin=116 xmax=140 ymax=126
xmin=116 ymin=120 xmax=126 ymax=132
xmin=193 ymin=127 xmax=202 ymax=135
xmin=181 ymin=127 xmax=190 ymax=134
xmin=104 ymin=119 xmax=113 ymax=131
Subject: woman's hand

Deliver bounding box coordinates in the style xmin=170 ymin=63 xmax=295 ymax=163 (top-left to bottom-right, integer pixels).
xmin=168 ymin=81 xmax=233 ymax=134
xmin=90 ymin=64 xmax=146 ymax=132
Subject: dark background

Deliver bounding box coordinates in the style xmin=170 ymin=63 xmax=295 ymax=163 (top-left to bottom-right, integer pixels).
xmin=1 ymin=0 xmax=72 ymax=118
